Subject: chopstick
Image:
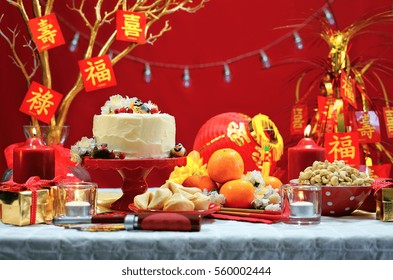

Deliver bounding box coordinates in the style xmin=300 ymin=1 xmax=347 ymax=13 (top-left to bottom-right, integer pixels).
xmin=220 ymin=207 xmax=281 ymax=215
xmin=217 ymin=210 xmax=285 ymax=221
xmin=210 ymin=213 xmax=275 ymax=224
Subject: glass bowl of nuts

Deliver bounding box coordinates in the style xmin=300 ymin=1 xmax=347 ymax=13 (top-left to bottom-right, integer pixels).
xmin=291 ymin=160 xmax=374 ymax=216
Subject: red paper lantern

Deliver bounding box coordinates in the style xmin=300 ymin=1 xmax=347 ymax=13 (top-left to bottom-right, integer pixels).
xmin=193 ymin=112 xmax=283 ymax=173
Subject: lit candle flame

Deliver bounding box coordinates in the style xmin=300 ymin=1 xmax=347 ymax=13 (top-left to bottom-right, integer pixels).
xmin=298 ymin=190 xmax=304 ymax=201
xmin=32 ymin=127 xmax=37 ymax=137
xmin=304 ymin=124 xmax=311 ymax=138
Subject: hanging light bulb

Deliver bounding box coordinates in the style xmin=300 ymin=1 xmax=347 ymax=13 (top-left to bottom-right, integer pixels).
xmin=223 ymin=63 xmax=231 ymax=83
xmin=183 ymin=67 xmax=191 ymax=88
xmin=69 ymin=32 xmax=80 ymax=52
xmin=259 ymin=50 xmax=271 ymax=69
xmin=323 ymin=8 xmax=335 ymax=25
xmin=293 ymin=31 xmax=303 ymax=50
xmin=144 ymin=63 xmax=152 ymax=83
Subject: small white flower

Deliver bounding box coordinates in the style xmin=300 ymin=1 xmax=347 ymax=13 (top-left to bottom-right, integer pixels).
xmin=108 ymin=94 xmax=125 ymax=109
xmin=70 ymin=146 xmax=83 ymax=164
xmin=268 ymin=193 xmax=281 ymax=204
xmin=205 ymin=190 xmax=226 ymax=205
xmin=146 ymin=100 xmax=159 ymax=112
xmin=100 ymin=94 xmax=128 ymax=114
xmin=100 ymin=105 xmax=111 ymax=115
xmin=265 ymin=204 xmax=281 ymax=211
xmin=70 ymin=137 xmax=96 ymax=164
xmin=253 ymin=184 xmax=281 ymax=210
xmin=78 ymin=137 xmax=96 ymax=153
xmin=242 ymin=170 xmax=265 ymax=187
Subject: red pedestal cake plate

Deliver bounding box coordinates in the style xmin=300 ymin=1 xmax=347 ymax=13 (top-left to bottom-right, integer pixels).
xmin=83 ymin=157 xmax=186 ymax=211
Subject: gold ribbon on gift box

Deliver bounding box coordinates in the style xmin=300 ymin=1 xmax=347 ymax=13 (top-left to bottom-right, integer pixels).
xmin=0 ymin=175 xmax=79 ymax=226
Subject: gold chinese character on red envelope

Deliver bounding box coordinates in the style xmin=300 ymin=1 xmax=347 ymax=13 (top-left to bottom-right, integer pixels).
xmin=340 ymin=71 xmax=357 ymax=109
xmin=28 ymin=13 xmax=65 ymax=52
xmin=290 ymin=104 xmax=308 ymax=135
xmin=355 ymin=111 xmax=380 ymax=143
xmin=116 ymin=11 xmax=146 ymax=43
xmin=19 ymin=81 xmax=63 ymax=124
xmin=78 ymin=55 xmax=117 ymax=92
xmin=383 ymin=107 xmax=393 ymax=138
xmin=325 ymin=132 xmax=360 ymax=165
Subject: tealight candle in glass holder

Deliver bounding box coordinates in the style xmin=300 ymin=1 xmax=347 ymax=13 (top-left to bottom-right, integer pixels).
xmin=55 ymin=182 xmax=97 ymax=218
xmin=281 ymin=184 xmax=321 ymax=225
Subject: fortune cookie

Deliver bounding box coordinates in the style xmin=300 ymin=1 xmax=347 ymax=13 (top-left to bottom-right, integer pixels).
xmin=190 ymin=192 xmax=211 ymax=210
xmin=163 ymin=193 xmax=195 ymax=211
xmin=147 ymin=188 xmax=172 ymax=210
xmin=134 ymin=191 xmax=153 ymax=209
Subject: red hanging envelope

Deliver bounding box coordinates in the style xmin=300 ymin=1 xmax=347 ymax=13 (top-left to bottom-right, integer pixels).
xmin=28 ymin=13 xmax=65 ymax=52
xmin=324 ymin=132 xmax=360 ymax=165
xmin=116 ymin=11 xmax=146 ymax=43
xmin=383 ymin=107 xmax=393 ymax=138
xmin=19 ymin=81 xmax=63 ymax=124
xmin=78 ymin=55 xmax=117 ymax=92
xmin=355 ymin=111 xmax=381 ymax=143
xmin=290 ymin=104 xmax=308 ymax=135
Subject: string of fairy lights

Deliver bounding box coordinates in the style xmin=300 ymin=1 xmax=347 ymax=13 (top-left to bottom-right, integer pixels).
xmin=60 ymin=1 xmax=337 ymax=87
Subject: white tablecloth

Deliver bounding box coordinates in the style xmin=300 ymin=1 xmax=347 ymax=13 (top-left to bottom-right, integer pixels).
xmin=1 ymin=189 xmax=393 ymax=260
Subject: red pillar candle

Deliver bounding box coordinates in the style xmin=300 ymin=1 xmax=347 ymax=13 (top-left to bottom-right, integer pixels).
xmin=287 ymin=137 xmax=325 ymax=182
xmin=13 ymin=135 xmax=55 ymax=183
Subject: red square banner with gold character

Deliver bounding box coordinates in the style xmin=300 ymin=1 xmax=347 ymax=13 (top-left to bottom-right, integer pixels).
xmin=28 ymin=13 xmax=65 ymax=52
xmin=78 ymin=55 xmax=117 ymax=92
xmin=383 ymin=106 xmax=393 ymax=138
xmin=116 ymin=11 xmax=146 ymax=43
xmin=324 ymin=132 xmax=360 ymax=165
xmin=290 ymin=104 xmax=308 ymax=135
xmin=340 ymin=71 xmax=357 ymax=109
xmin=355 ymin=111 xmax=381 ymax=144
xmin=19 ymin=81 xmax=63 ymax=124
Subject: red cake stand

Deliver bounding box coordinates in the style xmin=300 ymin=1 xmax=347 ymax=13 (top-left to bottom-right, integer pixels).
xmin=83 ymin=157 xmax=186 ymax=211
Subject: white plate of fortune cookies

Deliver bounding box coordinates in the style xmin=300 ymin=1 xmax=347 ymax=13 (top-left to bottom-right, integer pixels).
xmin=129 ymin=181 xmax=221 ymax=215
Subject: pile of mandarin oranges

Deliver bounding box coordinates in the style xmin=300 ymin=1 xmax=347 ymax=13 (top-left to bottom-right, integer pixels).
xmin=182 ymin=148 xmax=282 ymax=208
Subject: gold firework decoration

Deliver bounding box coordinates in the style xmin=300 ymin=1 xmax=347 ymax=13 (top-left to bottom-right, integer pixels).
xmin=296 ymin=9 xmax=393 ymax=172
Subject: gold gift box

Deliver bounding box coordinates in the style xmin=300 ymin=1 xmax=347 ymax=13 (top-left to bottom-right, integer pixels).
xmin=376 ymin=188 xmax=393 ymax=222
xmin=0 ymin=188 xmax=52 ymax=226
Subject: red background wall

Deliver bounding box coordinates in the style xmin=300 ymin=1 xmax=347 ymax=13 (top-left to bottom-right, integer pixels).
xmin=1 ymin=0 xmax=392 ymax=182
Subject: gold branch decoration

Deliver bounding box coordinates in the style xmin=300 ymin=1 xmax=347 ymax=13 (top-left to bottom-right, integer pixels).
xmin=0 ymin=20 xmax=39 ymax=86
xmin=1 ymin=0 xmax=207 ymax=145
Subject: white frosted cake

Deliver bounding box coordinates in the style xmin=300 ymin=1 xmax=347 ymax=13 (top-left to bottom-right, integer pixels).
xmin=92 ymin=95 xmax=176 ymax=158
